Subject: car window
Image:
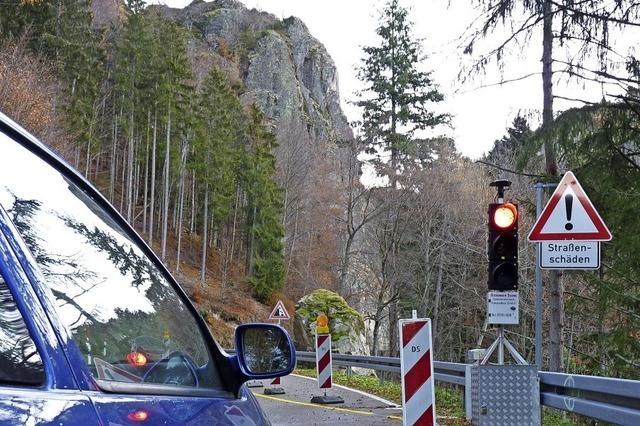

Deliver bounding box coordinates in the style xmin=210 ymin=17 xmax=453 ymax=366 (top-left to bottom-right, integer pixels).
xmin=0 ymin=273 xmax=44 ymax=385
xmin=0 ymin=132 xmax=222 ymax=391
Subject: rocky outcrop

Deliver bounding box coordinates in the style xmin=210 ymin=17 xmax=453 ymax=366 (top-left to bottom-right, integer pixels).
xmin=152 ymin=0 xmax=352 ymax=145
xmin=294 ymin=289 xmax=369 ymax=357
xmin=91 ymin=0 xmax=125 ymax=28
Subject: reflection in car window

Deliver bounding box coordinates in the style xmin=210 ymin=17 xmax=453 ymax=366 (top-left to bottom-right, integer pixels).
xmin=0 ymin=133 xmax=221 ymax=390
xmin=0 ymin=273 xmax=44 ymax=385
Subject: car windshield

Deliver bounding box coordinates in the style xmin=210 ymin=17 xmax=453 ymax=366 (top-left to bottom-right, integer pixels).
xmin=0 ymin=132 xmax=223 ymax=391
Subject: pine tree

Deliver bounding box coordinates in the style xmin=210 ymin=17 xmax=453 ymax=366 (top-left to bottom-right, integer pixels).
xmin=355 ymin=0 xmax=449 ymax=355
xmin=0 ymin=1 xmax=54 ymax=44
xmin=244 ymin=106 xmax=285 ymax=302
xmin=486 ymin=115 xmax=531 ymax=168
xmin=356 ymin=0 xmax=448 ymax=185
xmin=192 ymin=66 xmax=244 ymax=284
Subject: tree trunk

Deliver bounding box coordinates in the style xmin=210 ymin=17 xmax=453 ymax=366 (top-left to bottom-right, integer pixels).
xmin=432 ymin=240 xmax=446 ymax=349
xmin=201 ymin=183 xmax=209 ymax=285
xmin=190 ymin=170 xmax=196 ymax=234
xmin=120 ymin=140 xmax=126 ymax=213
xmin=149 ymin=109 xmax=157 ymax=245
xmin=143 ymin=111 xmax=150 ymax=232
xmin=110 ymin=105 xmax=119 ymax=202
xmin=126 ymin=113 xmax=134 ymax=223
xmin=176 ymin=141 xmax=187 ymax=272
xmin=543 ymin=0 xmax=564 ymax=373
xmin=249 ymin=204 xmax=258 ymax=275
xmin=84 ymin=119 xmax=93 ymax=177
xmin=372 ymin=318 xmax=381 ymax=356
xmin=161 ymin=109 xmax=171 ymax=261
xmin=338 ymin=234 xmax=354 ymax=296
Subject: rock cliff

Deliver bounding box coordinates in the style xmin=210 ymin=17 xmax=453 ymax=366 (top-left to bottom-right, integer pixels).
xmin=151 ymin=0 xmax=353 ymax=145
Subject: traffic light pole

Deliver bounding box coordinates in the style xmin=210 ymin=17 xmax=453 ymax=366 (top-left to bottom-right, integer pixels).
xmin=534 ymin=182 xmax=558 ymax=369
xmin=481 ymin=325 xmax=527 ymax=365
xmin=482 ymin=181 xmax=527 ymax=365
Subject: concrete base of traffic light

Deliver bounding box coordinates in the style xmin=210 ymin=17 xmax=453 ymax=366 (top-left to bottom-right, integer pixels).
xmin=246 ymin=380 xmax=264 ymax=388
xmin=264 ymin=387 xmax=285 ymax=395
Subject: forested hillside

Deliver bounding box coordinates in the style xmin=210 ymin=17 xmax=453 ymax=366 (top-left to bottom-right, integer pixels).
xmin=0 ymin=0 xmax=354 ymax=345
xmin=0 ymin=0 xmax=638 ymax=380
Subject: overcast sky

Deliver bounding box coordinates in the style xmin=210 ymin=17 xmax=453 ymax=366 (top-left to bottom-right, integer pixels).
xmin=149 ymin=0 xmax=615 ymax=159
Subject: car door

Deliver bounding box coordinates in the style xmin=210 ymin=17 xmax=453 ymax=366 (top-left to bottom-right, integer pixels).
xmin=0 ymin=117 xmax=270 ymax=425
xmin=0 ymin=220 xmax=101 ymax=425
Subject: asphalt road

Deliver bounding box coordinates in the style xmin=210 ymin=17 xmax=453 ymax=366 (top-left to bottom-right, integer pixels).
xmin=251 ymin=374 xmax=403 ymax=425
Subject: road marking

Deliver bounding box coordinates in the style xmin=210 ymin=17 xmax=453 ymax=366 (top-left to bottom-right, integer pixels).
xmin=291 ymin=373 xmax=399 ymax=407
xmin=387 ymin=415 xmax=403 ymax=421
xmin=254 ymin=392 xmax=374 ymax=416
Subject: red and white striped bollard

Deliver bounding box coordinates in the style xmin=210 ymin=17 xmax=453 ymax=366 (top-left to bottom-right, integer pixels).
xmin=399 ymin=318 xmax=436 ymax=426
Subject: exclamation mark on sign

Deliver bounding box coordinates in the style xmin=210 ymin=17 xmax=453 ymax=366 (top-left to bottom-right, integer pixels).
xmin=565 ymin=194 xmax=574 ymax=231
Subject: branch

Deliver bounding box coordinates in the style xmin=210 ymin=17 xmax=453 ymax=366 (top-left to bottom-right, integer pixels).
xmin=554 ymin=68 xmax=629 ymax=93
xmin=461 ymin=12 xmax=545 ymax=80
xmin=553 ymin=33 xmax=627 ymax=60
xmin=475 ymin=159 xmax=543 ymax=178
xmin=614 ymin=353 xmax=640 ymax=369
xmin=555 ymin=59 xmax=640 ymax=85
xmin=458 ymin=72 xmax=541 ymax=94
xmin=613 ymin=145 xmax=640 ymax=172
xmin=484 ymin=12 xmax=544 ymax=57
xmin=553 ymin=95 xmax=603 ymax=105
xmin=551 ymin=0 xmax=640 ymax=28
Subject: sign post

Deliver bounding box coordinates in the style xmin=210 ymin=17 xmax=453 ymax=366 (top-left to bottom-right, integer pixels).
xmin=529 ymin=172 xmax=612 ymax=370
xmin=264 ymin=300 xmax=291 ymax=395
xmin=399 ymin=318 xmax=436 ymax=426
xmin=310 ymin=314 xmax=343 ymax=404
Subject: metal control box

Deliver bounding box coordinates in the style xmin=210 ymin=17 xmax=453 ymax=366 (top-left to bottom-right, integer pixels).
xmin=470 ymin=365 xmax=540 ymax=425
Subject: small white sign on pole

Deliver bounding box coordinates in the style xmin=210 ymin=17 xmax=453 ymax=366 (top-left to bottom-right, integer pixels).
xmin=539 ymin=241 xmax=600 ymax=270
xmin=487 ymin=291 xmax=519 ymax=325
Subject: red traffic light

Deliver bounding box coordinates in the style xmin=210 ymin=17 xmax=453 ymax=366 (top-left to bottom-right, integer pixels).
xmin=492 ymin=203 xmax=518 ymax=229
xmin=488 ymin=202 xmax=519 ymax=291
xmin=127 ymin=351 xmax=148 ymax=367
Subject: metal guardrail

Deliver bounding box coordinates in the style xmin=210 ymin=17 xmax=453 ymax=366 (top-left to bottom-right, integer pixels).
xmin=294 ymin=351 xmax=640 ymax=425
xmin=539 ymin=371 xmax=640 ymax=425
xmin=296 ymin=351 xmax=467 ymax=386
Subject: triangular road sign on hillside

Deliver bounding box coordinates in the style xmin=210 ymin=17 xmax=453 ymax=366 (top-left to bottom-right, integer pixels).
xmin=269 ymin=300 xmax=290 ymax=321
xmin=528 ymin=171 xmax=612 ymax=241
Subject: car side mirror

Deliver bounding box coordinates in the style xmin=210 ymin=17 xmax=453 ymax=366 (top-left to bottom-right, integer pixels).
xmin=235 ymin=324 xmax=295 ymax=378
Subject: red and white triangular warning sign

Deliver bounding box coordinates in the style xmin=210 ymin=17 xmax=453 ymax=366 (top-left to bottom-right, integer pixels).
xmin=269 ymin=300 xmax=290 ymax=320
xmin=528 ymin=171 xmax=612 ymax=241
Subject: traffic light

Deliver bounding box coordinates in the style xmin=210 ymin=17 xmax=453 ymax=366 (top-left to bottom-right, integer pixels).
xmin=487 ymin=202 xmax=518 ymax=291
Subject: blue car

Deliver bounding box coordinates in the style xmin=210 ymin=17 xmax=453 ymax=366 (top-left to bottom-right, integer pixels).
xmin=0 ymin=112 xmax=295 ymax=425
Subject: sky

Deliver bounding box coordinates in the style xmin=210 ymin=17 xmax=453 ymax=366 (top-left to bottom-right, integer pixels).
xmin=148 ymin=0 xmax=616 ymax=159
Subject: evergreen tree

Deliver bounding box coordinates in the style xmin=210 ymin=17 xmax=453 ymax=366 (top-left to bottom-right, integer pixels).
xmin=525 ymin=100 xmax=640 ymax=377
xmin=0 ymin=1 xmax=54 ymax=44
xmin=244 ymin=106 xmax=285 ymax=302
xmin=356 ymin=0 xmax=449 ymax=185
xmin=355 ymin=0 xmax=449 ymax=355
xmin=486 ymin=115 xmax=531 ymax=168
xmin=0 ymin=1 xmax=105 ymax=172
xmin=52 ymin=1 xmax=105 ymax=175
xmin=192 ymin=66 xmax=244 ymax=283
